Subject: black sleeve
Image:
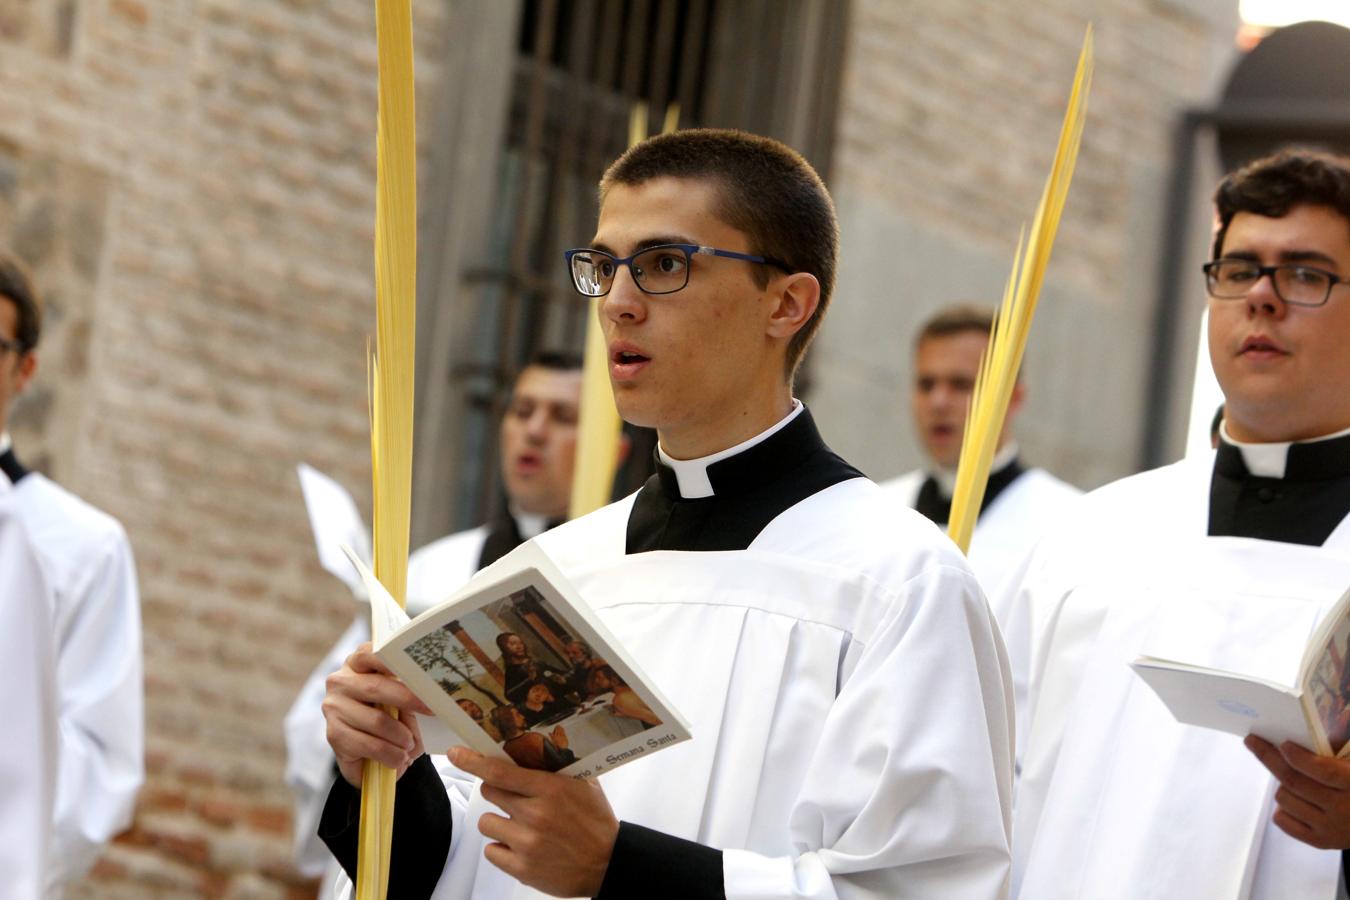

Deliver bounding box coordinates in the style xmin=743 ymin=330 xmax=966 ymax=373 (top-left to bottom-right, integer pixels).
xmin=593 ymin=821 xmax=726 ymax=900
xmin=318 ymin=754 xmax=454 ymax=900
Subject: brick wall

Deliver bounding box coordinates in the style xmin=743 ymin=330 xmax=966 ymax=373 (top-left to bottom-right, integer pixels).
xmin=1 ymin=1 xmax=451 ymax=896
xmin=813 ymin=0 xmax=1239 ymax=488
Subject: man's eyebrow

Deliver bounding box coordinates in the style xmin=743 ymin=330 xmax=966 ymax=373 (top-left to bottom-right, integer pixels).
xmin=586 ymin=235 xmax=694 ymax=257
xmin=1280 ymin=249 xmax=1338 ymax=267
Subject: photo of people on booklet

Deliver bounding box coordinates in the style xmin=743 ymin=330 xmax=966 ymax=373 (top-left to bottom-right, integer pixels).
xmin=403 ymin=585 xmax=663 ymax=772
xmin=1308 ymin=616 xmax=1350 ymax=755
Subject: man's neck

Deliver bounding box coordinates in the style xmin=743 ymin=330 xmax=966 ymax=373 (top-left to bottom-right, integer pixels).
xmin=1218 ymin=422 xmax=1350 ymax=479
xmin=656 ymin=387 xmax=796 ymax=461
xmin=657 ymin=400 xmax=803 ymax=500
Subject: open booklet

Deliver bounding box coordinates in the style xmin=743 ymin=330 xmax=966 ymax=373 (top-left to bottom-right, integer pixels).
xmin=1132 ymin=585 xmax=1350 ymax=757
xmin=341 ymin=540 xmax=691 ymax=779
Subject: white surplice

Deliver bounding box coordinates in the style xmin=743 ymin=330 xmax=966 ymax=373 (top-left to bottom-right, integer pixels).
xmin=1 ymin=468 xmax=144 ymax=888
xmin=1011 ymin=453 xmax=1350 ymax=900
xmin=391 ymin=478 xmax=1013 ymax=900
xmin=285 ymin=525 xmax=487 ymax=895
xmin=880 ymin=464 xmax=1080 ymax=627
xmin=0 ymin=493 xmax=59 ymax=900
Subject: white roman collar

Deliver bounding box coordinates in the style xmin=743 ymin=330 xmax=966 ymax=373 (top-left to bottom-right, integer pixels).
xmin=657 ymin=400 xmax=804 ymax=500
xmin=1219 ymin=422 xmax=1350 ymax=478
xmin=929 ymin=442 xmax=1019 ymax=497
xmin=0 ymin=431 xmax=10 ymax=455
xmin=509 ymin=507 xmax=551 ymax=540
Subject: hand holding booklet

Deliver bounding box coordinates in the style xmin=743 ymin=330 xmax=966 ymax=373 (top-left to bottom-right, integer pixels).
xmin=1132 ymin=585 xmax=1350 ymax=756
xmin=341 ymin=540 xmax=690 ymax=779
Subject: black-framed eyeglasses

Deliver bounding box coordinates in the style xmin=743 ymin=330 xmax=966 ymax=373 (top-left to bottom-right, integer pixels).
xmin=563 ymin=243 xmax=791 ymax=298
xmin=0 ymin=335 xmax=23 ymax=355
xmin=1202 ymin=259 xmax=1347 ymax=307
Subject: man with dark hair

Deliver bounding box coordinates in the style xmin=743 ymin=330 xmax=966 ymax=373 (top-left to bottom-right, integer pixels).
xmin=1012 ymin=148 xmax=1350 ymax=899
xmin=0 ymin=251 xmax=144 ymax=890
xmin=320 ymin=128 xmax=1012 ymax=899
xmin=285 ymin=352 xmax=592 ymax=896
xmin=882 ymin=303 xmax=1080 ymax=624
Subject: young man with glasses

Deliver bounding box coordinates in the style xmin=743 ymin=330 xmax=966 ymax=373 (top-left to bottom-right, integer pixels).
xmin=1011 ymin=149 xmax=1350 ymax=899
xmin=318 ymin=129 xmax=1014 ymax=899
xmin=0 ymin=253 xmax=143 ymax=892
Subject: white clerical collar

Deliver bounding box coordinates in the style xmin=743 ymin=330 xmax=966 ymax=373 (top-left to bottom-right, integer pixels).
xmin=1219 ymin=423 xmax=1350 ymax=479
xmin=0 ymin=431 xmax=10 ymax=455
xmin=929 ymin=442 xmax=1019 ymax=497
xmin=509 ymin=507 xmax=551 ymax=540
xmin=657 ymin=400 xmax=804 ymax=499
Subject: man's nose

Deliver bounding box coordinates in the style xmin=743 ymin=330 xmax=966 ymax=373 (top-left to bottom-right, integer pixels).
xmin=1245 ymin=272 xmax=1288 ymax=320
xmin=601 ymin=263 xmax=647 ymax=323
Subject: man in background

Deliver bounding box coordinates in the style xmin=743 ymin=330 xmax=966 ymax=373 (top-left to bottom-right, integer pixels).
xmin=284 ymin=352 xmax=591 ymax=897
xmin=882 ymin=303 xmax=1080 ymax=621
xmin=0 ymin=253 xmax=144 ymax=892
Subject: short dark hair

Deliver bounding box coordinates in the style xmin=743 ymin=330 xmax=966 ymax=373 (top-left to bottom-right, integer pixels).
xmin=599 ymin=128 xmax=838 ymax=379
xmin=914 ymin=304 xmax=995 ymax=347
xmin=526 ymin=350 xmax=584 ymax=373
xmin=1213 ymin=149 xmax=1350 ymax=258
xmin=0 ymin=252 xmax=42 ymax=352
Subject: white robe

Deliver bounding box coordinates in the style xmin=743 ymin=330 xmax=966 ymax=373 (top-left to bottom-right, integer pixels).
xmin=0 ymin=495 xmax=58 ymax=900
xmin=372 ymin=479 xmax=1014 ymax=899
xmin=285 ymin=525 xmax=487 ymax=896
xmin=1011 ymin=453 xmax=1350 ymax=900
xmin=2 ymin=471 xmax=143 ymax=888
xmin=880 ymin=466 xmax=1081 ymax=628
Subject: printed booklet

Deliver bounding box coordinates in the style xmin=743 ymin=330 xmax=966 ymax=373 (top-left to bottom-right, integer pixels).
xmin=342 ymin=541 xmax=691 ymax=778
xmin=1132 ymin=586 xmax=1350 ymax=756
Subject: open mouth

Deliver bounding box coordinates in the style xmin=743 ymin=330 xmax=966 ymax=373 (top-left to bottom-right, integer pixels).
xmin=612 ymin=350 xmax=650 ymax=365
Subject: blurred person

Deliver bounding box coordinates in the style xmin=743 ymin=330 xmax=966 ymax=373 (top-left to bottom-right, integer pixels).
xmin=319 ymin=129 xmax=1012 ymax=900
xmin=1012 ymin=150 xmax=1350 ymax=900
xmin=881 ymin=303 xmax=1080 ymax=624
xmin=0 ymin=253 xmax=143 ymax=891
xmin=284 ymin=352 xmax=595 ymax=897
xmin=0 ymin=492 xmax=58 ymax=900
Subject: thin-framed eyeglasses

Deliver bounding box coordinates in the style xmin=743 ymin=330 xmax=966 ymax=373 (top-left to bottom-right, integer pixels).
xmin=1202 ymin=259 xmax=1347 ymax=307
xmin=563 ymin=243 xmax=791 ymax=298
xmin=0 ymin=335 xmax=23 ymax=355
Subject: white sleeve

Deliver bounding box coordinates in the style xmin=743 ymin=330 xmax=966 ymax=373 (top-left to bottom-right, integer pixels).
xmin=284 ymin=616 xmax=369 ymax=877
xmin=725 ymin=564 xmax=1014 ymax=900
xmin=0 ymin=510 xmax=58 ymax=900
xmin=48 ymin=525 xmax=144 ymax=886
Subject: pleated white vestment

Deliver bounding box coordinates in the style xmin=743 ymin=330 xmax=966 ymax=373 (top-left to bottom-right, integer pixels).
xmin=1012 ymin=449 xmax=1350 ymax=900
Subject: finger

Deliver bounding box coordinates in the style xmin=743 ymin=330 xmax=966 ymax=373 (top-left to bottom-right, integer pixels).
xmin=404 ymin=711 xmax=427 ymax=758
xmin=1280 ymin=742 xmax=1350 ymax=791
xmin=1272 ymin=808 xmax=1334 ymax=850
xmin=329 ymin=720 xmax=417 ymax=771
xmin=1275 ymin=785 xmax=1329 ymax=824
xmin=328 ymin=696 xmax=419 ymax=755
xmin=477 ymin=811 xmax=532 ymax=850
xmin=482 ymin=840 xmax=528 ymax=882
xmin=326 ymin=669 xmax=432 ymax=715
xmin=450 ymin=747 xmax=554 ymax=796
xmin=1247 ymin=736 xmax=1329 ymax=801
xmin=480 ymin=782 xmax=521 ymax=813
xmin=346 ymin=645 xmax=392 ymax=675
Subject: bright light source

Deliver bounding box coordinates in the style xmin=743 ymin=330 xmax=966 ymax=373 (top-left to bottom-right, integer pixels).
xmin=1240 ymin=0 xmax=1350 ymax=29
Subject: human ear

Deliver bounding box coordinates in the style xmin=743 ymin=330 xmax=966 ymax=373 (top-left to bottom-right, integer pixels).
xmin=764 ymin=273 xmax=820 ymax=341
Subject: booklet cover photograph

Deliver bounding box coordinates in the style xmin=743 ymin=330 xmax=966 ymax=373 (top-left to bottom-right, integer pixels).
xmin=404 ymin=586 xmax=663 ymax=772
